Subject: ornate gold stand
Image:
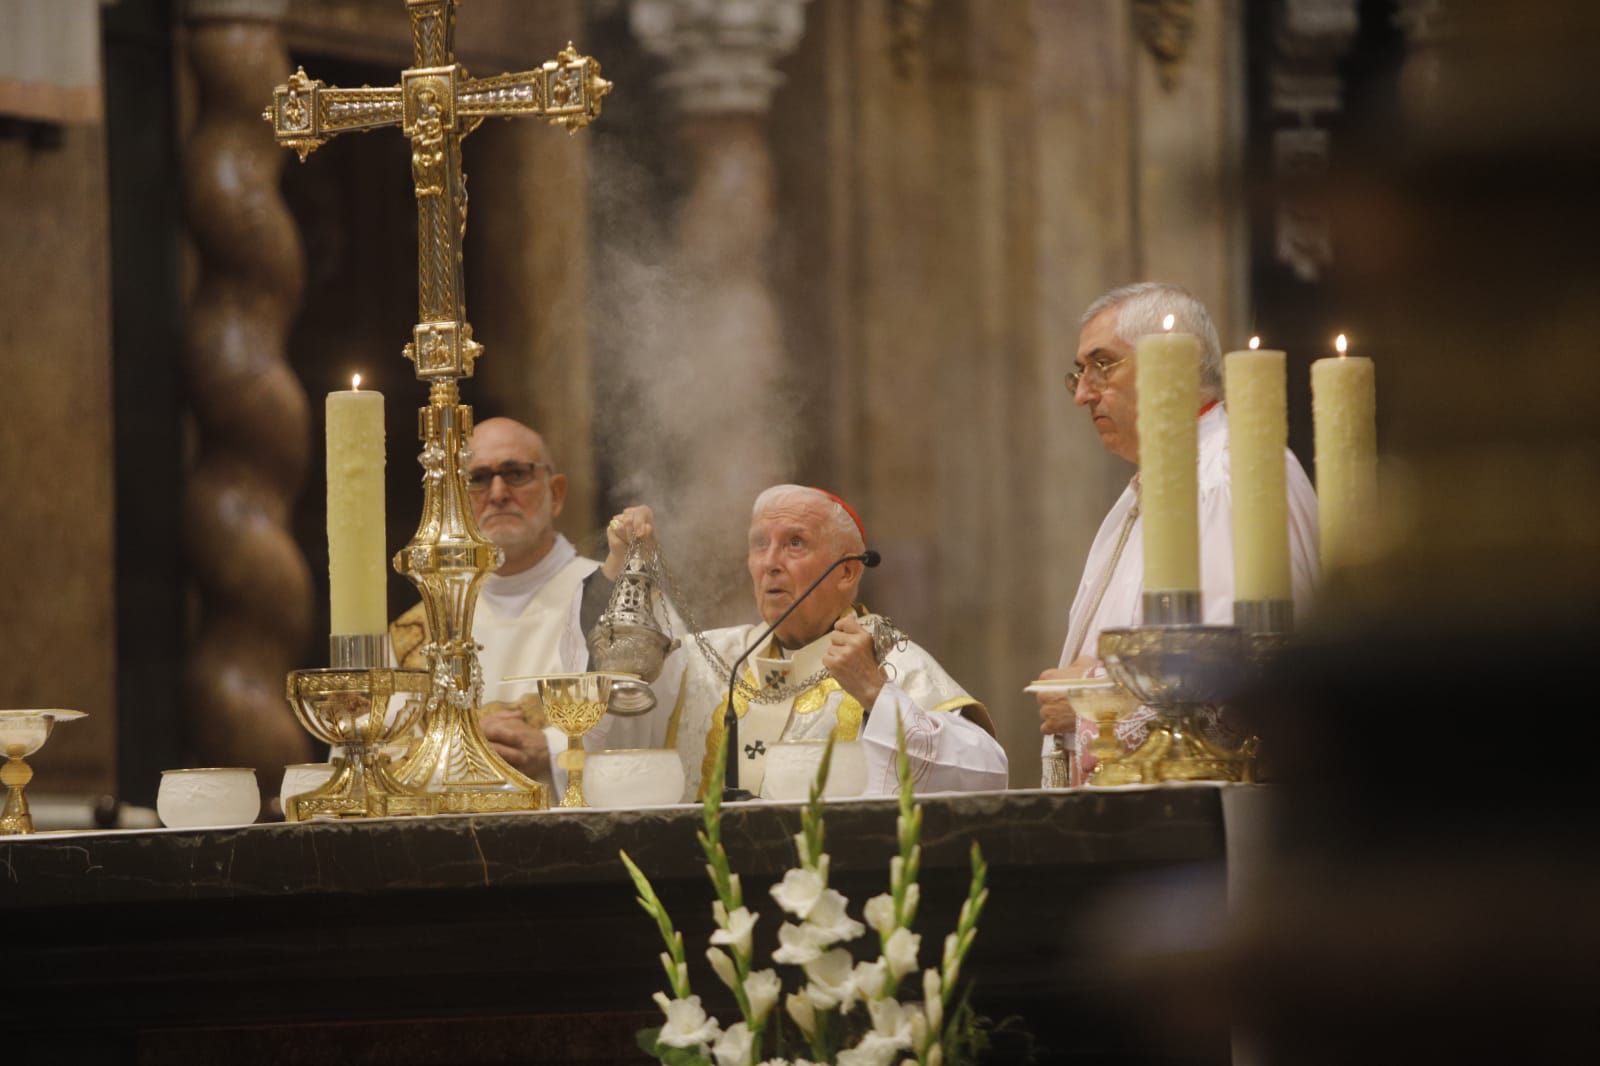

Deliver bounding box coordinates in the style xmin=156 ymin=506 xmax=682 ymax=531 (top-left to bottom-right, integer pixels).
xmin=285 ymin=668 xmax=435 ymax=820
xmin=1099 ymin=621 xmax=1253 ymax=784
xmin=0 ymin=710 xmax=85 ymax=835
xmin=264 ymin=1 xmax=611 ymax=814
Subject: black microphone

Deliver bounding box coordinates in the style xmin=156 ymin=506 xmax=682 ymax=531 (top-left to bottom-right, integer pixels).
xmin=723 ymin=550 xmax=879 ymax=801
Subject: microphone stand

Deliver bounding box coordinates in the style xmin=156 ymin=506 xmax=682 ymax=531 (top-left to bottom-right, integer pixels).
xmin=723 ymin=551 xmax=875 ymax=802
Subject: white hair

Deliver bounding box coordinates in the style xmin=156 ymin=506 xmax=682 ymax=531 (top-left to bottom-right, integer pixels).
xmin=751 ymin=484 xmax=866 ymax=555
xmin=1081 ymin=281 xmax=1223 ymax=399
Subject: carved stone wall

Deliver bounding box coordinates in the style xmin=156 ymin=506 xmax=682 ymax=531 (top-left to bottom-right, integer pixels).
xmin=0 ymin=125 xmax=118 ymax=794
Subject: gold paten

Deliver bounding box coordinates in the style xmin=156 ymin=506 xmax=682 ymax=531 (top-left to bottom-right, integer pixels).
xmin=0 ymin=710 xmax=85 ymax=835
xmin=285 ymin=669 xmax=435 ymax=820
xmin=265 ymin=2 xmax=611 ymax=815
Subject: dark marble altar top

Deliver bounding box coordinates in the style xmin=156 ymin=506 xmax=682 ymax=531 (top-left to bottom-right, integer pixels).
xmin=0 ymin=786 xmax=1226 ymax=910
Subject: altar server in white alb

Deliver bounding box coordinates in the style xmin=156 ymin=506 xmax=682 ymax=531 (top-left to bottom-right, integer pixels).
xmin=390 ymin=417 xmax=681 ymax=796
xmin=1035 ymin=282 xmax=1320 ymax=778
xmin=612 ymin=486 xmax=1008 ymax=800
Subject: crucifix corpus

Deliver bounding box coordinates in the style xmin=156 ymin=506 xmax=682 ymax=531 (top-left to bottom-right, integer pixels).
xmin=264 ymin=0 xmax=611 ymax=814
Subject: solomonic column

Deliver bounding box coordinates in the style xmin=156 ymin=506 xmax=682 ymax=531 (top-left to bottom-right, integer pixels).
xmin=180 ymin=0 xmax=313 ymax=771
xmin=628 ymin=0 xmax=810 ymax=610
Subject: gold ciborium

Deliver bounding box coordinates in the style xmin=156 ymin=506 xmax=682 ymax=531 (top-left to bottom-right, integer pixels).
xmin=285 ymin=668 xmax=436 ymax=820
xmin=0 ymin=709 xmax=85 ymax=835
xmin=1098 ymin=625 xmax=1252 ymax=783
xmin=535 ymin=673 xmax=624 ymax=808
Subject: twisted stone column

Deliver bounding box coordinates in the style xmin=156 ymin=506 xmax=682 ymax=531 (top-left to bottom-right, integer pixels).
xmin=627 ymin=0 xmax=810 ymax=618
xmin=181 ymin=0 xmax=312 ymax=769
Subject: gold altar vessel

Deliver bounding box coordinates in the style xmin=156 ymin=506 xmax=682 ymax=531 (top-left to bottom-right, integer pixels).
xmin=535 ymin=673 xmax=628 ymax=808
xmin=284 ymin=668 xmax=434 ymax=820
xmin=1098 ymin=621 xmax=1255 ymax=783
xmin=264 ymin=0 xmax=611 ymax=814
xmin=0 ymin=709 xmax=85 ymax=835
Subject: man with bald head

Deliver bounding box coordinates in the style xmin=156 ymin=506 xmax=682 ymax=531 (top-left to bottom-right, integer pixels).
xmin=390 ymin=417 xmax=665 ymax=794
xmin=628 ymin=485 xmax=1008 ymax=798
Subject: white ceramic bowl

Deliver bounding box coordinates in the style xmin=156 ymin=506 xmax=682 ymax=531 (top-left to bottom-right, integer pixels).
xmin=157 ymin=768 xmax=260 ymax=829
xmin=760 ymin=740 xmax=868 ymax=802
xmin=582 ymin=749 xmax=687 ymax=808
xmin=279 ymin=762 xmax=337 ymax=815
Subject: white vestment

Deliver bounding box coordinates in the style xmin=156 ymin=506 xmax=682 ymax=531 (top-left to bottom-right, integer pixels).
xmin=662 ymin=612 xmax=1008 ymax=800
xmin=473 ymin=535 xmax=599 ymax=798
xmin=1049 ymin=405 xmax=1320 ymax=761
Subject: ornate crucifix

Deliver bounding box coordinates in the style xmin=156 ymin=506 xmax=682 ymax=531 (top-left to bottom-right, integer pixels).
xmin=263 ymin=0 xmax=610 ymax=813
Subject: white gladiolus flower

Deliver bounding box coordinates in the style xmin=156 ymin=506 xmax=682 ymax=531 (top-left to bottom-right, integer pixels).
xmin=884 ymin=927 xmax=921 ymax=979
xmin=867 ymin=997 xmax=916 ymax=1047
xmin=710 ymin=906 xmax=758 ymax=958
xmin=850 ymin=957 xmax=887 ymax=1002
xmin=923 ymin=968 xmax=943 ymax=1030
xmin=770 ymin=867 xmax=824 ymax=919
xmin=744 ymin=968 xmax=781 ymax=1025
xmin=910 ymin=1011 xmax=928 ymax=1051
xmin=902 ymin=882 xmax=921 ymax=921
xmin=836 ymin=1033 xmax=902 ymax=1066
xmin=785 ymin=991 xmax=817 ymax=1038
xmin=804 ymin=888 xmax=866 ymax=945
xmin=772 ymin=921 xmax=826 ymax=965
xmin=652 ymin=992 xmax=721 ymax=1048
xmin=712 ymin=1022 xmax=753 ymax=1066
xmin=707 ymin=946 xmax=739 ymax=990
xmin=802 ymin=947 xmax=858 ymax=1010
xmin=862 ymin=893 xmax=896 ymax=938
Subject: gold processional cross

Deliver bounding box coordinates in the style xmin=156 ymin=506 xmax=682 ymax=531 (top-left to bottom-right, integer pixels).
xmin=264 ymin=0 xmax=611 ymax=813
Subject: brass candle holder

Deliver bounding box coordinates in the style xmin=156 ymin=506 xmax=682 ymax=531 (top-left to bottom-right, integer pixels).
xmin=285 ymin=667 xmax=435 ymax=820
xmin=263 ymin=0 xmax=610 ymax=816
xmin=535 ymin=673 xmax=624 ymax=808
xmin=1099 ymin=593 xmax=1252 ymax=783
xmin=0 ymin=709 xmax=85 ymax=835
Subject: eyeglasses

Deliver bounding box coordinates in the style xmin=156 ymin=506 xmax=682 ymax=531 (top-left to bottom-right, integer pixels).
xmin=1064 ymin=353 xmax=1129 ymax=393
xmin=465 ymin=461 xmax=550 ymax=493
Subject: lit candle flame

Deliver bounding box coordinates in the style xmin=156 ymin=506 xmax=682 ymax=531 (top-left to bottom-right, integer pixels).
xmin=1248 ymin=336 xmax=1261 ymax=350
xmin=1335 ymin=334 xmax=1348 ymax=357
xmin=1162 ymin=313 xmax=1176 ymax=332
xmin=352 ymin=373 xmax=362 ymax=391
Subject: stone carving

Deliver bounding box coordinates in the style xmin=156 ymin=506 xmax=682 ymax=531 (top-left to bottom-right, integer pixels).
xmin=1133 ymin=0 xmax=1195 ymax=91
xmin=630 ymin=0 xmax=812 ymax=113
xmin=181 ymin=12 xmax=314 ymax=771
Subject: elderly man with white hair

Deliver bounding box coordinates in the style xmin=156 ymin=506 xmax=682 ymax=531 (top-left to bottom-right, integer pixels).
xmin=613 ymin=485 xmax=1008 ymax=799
xmin=1035 ymin=281 xmax=1320 ymax=781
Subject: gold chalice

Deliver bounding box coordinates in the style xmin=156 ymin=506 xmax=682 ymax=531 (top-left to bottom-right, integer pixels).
xmin=0 ymin=709 xmax=85 ymax=835
xmin=534 ymin=673 xmax=626 ymax=808
xmin=285 ymin=668 xmax=436 ymax=820
xmin=1060 ymin=679 xmax=1146 ymax=787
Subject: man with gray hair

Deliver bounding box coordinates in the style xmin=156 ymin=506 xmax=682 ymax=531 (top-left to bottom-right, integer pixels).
xmin=641 ymin=485 xmax=1008 ymax=798
xmin=1035 ymin=282 xmax=1320 ymax=781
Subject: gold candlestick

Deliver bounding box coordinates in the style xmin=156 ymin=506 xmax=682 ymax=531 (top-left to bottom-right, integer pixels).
xmin=263 ymin=2 xmax=611 ymax=814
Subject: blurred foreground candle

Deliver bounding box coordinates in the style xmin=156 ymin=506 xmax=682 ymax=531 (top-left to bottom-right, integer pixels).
xmin=1225 ymin=344 xmax=1292 ymax=601
xmin=1312 ymin=335 xmax=1377 ymax=572
xmin=1136 ymin=326 xmax=1202 ymax=600
xmin=326 ymin=375 xmax=388 ymax=635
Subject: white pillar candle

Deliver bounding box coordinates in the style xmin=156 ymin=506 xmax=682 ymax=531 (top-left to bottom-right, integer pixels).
xmin=1225 ymin=345 xmax=1292 ymax=601
xmin=1311 ymin=335 xmax=1377 ymax=573
xmin=326 ymin=376 xmax=388 ymax=635
xmin=1136 ymin=329 xmax=1202 ymax=594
